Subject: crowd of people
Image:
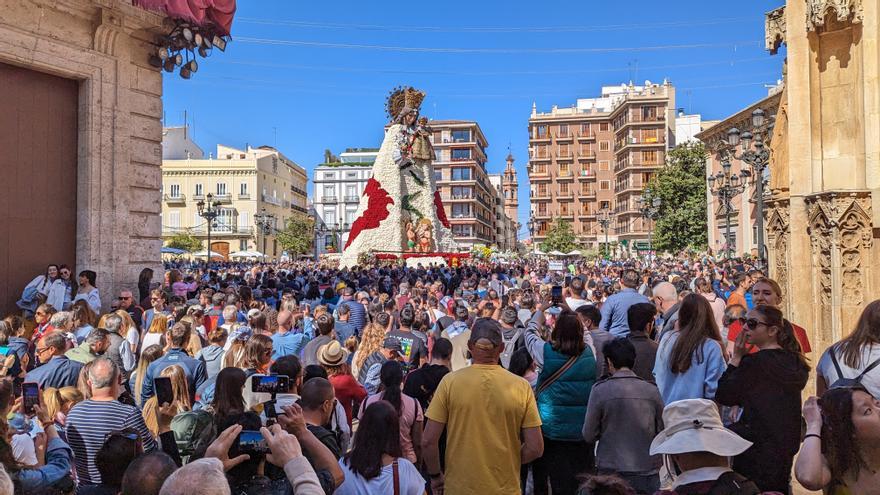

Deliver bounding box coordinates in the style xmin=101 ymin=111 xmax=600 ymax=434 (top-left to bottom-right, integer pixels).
xmin=0 ymin=256 xmax=877 ymax=495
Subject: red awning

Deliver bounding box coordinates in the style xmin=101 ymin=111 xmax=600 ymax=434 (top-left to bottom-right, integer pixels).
xmin=133 ymin=0 xmax=236 ymax=35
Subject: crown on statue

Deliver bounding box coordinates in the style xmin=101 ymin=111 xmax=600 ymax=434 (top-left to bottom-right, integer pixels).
xmin=386 ymin=86 xmax=426 ymax=121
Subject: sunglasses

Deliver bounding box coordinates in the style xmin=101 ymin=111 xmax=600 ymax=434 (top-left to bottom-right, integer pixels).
xmin=118 ymin=296 xmax=132 ymax=300
xmin=738 ymin=318 xmax=767 ymax=329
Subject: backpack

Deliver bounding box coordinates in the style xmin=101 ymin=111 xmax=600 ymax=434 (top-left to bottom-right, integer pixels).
xmin=171 ymin=409 xmax=216 ymax=462
xmin=500 ymin=328 xmax=522 ymax=369
xmin=829 ymin=344 xmax=880 ymax=389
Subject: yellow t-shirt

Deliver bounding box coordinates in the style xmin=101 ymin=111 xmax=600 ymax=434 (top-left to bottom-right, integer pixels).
xmin=426 ymin=363 xmax=542 ymax=495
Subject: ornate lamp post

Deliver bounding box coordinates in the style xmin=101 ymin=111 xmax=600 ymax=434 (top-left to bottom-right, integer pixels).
xmin=527 ymin=217 xmax=536 ymax=253
xmin=636 ymin=190 xmax=661 ymax=263
xmin=313 ymin=220 xmax=328 ymax=262
xmin=597 ymin=209 xmax=614 ymax=259
xmin=707 ymin=159 xmax=747 ymax=260
xmin=714 ymin=108 xmax=775 ymax=267
xmin=196 ymin=192 xmax=221 ymax=261
xmin=253 ymin=207 xmax=276 ymax=258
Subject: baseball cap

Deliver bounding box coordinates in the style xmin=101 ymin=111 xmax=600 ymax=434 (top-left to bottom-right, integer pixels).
xmin=382 ymin=337 xmax=403 ymax=355
xmin=247 ymin=308 xmax=262 ymax=319
xmin=469 ymin=318 xmax=503 ymax=349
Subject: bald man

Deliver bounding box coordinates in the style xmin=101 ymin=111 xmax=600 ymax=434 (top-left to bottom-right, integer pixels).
xmin=652 ymin=282 xmax=679 ymax=341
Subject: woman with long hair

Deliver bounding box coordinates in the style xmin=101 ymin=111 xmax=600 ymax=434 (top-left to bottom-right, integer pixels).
xmin=716 ymin=304 xmax=809 ymax=493
xmin=142 ymin=365 xmax=192 ymax=437
xmin=18 ymin=264 xmax=58 ymax=316
xmin=695 ymin=276 xmax=725 ymax=333
xmin=358 ymin=361 xmax=421 ymax=464
xmin=130 ymin=344 xmax=164 ymax=407
xmin=73 ymin=270 xmax=101 ymax=314
xmin=141 ymin=313 xmax=167 ymax=352
xmin=46 ymin=264 xmax=74 ymax=313
xmin=653 ymin=293 xmax=728 ymax=405
xmin=319 ymin=340 xmax=367 ymax=428
xmin=208 ymin=367 xmax=247 ymax=427
xmin=352 ymin=312 xmax=391 ymax=380
xmin=43 ymin=386 xmax=84 ymax=439
xmin=336 ymin=400 xmax=425 ymax=495
xmin=222 ymin=325 xmax=250 ymax=370
xmin=725 ymin=277 xmax=812 ymax=357
xmin=525 ymin=301 xmax=598 ymax=495
xmin=241 ymin=334 xmax=273 ymax=376
xmin=796 ymin=388 xmax=880 ymax=495
xmin=817 ymin=300 xmax=880 ymax=397
xmin=138 ymin=267 xmax=154 ymax=307
xmin=70 ymin=301 xmax=97 ymax=344
xmin=114 ymin=309 xmax=140 ymax=355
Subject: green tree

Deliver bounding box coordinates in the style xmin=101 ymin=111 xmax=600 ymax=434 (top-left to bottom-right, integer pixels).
xmin=540 ymin=219 xmax=577 ymax=253
xmin=645 ymin=142 xmax=709 ymax=253
xmin=276 ymin=216 xmax=315 ymax=257
xmin=166 ymin=232 xmax=202 ymax=252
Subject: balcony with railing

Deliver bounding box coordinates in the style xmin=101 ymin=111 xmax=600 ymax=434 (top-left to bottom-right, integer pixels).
xmin=163 ymin=194 xmax=186 ymax=204
xmin=576 ymin=132 xmax=596 ymax=141
xmin=614 ymin=180 xmax=644 ymax=194
xmin=533 ymin=209 xmax=551 ymax=219
xmin=554 ymin=131 xmax=573 ymax=142
xmin=320 ymin=196 xmax=338 ymax=204
xmin=556 ymin=151 xmax=574 ymax=161
xmin=557 ymin=190 xmax=574 ymax=200
xmin=163 ymin=225 xmax=254 ymax=236
xmin=344 ymin=195 xmax=360 ymax=203
xmin=617 ymin=112 xmax=666 ymax=130
xmin=577 ymin=152 xmax=597 ymax=161
xmin=214 ymin=193 xmax=232 ymax=204
xmin=260 ymin=194 xmax=281 ymax=206
xmin=614 ymin=158 xmax=661 ymax=174
xmin=614 ymin=136 xmax=666 ymax=154
xmin=557 ymin=170 xmax=574 ymax=181
xmin=558 ymin=209 xmax=575 ymax=220
xmin=531 ymin=189 xmax=551 ymax=201
xmin=578 ymin=188 xmax=596 ymax=199
xmin=577 ymin=169 xmax=595 ymax=180
xmin=193 ymin=193 xmax=205 ymax=201
xmin=238 ymin=192 xmax=251 ymax=200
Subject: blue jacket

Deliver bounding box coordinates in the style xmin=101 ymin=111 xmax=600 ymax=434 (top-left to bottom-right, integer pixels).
xmin=653 ymin=331 xmax=727 ymax=405
xmin=536 ymin=343 xmax=596 ymax=441
xmin=271 ymin=331 xmax=309 ymax=360
xmin=140 ymin=348 xmax=207 ymax=405
xmin=600 ymin=288 xmax=650 ymax=337
xmin=24 ymin=356 xmax=83 ymax=389
xmin=15 ymin=437 xmax=73 ymax=494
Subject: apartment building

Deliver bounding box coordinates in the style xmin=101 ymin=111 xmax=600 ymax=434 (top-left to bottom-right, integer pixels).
xmin=312 ymin=148 xmax=378 ymax=255
xmin=429 ymin=120 xmax=497 ymax=249
xmin=528 ymin=81 xmax=678 ymax=250
xmin=161 ymin=131 xmax=308 ymax=260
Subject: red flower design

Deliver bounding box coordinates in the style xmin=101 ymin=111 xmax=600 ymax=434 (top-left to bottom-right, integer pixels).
xmin=345 ymin=178 xmax=394 ymax=249
xmin=433 ymin=190 xmax=451 ymax=228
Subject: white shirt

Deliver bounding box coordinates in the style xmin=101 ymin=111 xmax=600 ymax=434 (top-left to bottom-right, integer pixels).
xmin=335 ymin=458 xmax=424 ymax=495
xmin=672 ymin=466 xmax=732 ymax=489
xmin=818 ymin=343 xmax=880 ymax=398
xmin=565 ymin=297 xmax=591 ymax=311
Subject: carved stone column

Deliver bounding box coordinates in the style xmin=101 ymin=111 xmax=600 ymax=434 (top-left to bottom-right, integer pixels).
xmin=765 ymin=197 xmax=791 ymax=312
xmin=805 ymin=191 xmax=873 ymax=351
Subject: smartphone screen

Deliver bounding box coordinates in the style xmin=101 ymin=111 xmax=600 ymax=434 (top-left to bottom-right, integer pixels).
xmin=252 ymin=375 xmax=289 ymax=394
xmin=22 ymin=382 xmax=39 ymax=415
xmin=551 ymin=285 xmax=563 ymax=305
xmin=564 ymin=275 xmax=572 ymax=286
xmin=154 ymin=377 xmax=174 ymax=405
xmin=238 ymin=430 xmax=269 ymax=454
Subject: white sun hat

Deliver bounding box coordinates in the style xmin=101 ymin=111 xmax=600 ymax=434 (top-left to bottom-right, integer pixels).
xmin=650 ymin=399 xmax=753 ymax=457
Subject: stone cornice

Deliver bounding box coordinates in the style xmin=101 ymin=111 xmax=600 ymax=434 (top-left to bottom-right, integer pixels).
xmin=806 ymin=0 xmax=864 ymax=31
xmin=162 ymin=169 xmax=258 ymax=177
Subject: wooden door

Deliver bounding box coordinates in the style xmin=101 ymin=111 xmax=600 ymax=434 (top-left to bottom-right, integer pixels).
xmin=211 ymin=241 xmax=230 ymax=261
xmin=0 ymin=62 xmax=79 ymax=314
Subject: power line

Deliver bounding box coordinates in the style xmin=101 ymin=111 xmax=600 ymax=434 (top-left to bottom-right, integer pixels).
xmin=212 ymin=56 xmax=774 ymax=77
xmin=234 ymin=16 xmax=756 ymax=34
xmin=235 ymin=36 xmax=762 ymax=54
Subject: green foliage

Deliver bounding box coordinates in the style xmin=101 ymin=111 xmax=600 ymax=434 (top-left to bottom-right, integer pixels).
xmin=645 ymin=142 xmax=709 ymax=253
xmin=166 ymin=232 xmax=202 ymax=252
xmin=276 ymin=216 xmax=315 ymax=257
xmin=540 ymin=219 xmax=577 ymax=253
xmin=581 ymin=248 xmax=601 ymax=262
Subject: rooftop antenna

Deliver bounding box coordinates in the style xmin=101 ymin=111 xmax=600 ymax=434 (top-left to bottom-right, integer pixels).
xmin=183 ymin=110 xmax=187 ymax=139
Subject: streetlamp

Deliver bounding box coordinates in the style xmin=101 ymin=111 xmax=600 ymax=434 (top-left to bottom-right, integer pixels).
xmin=707 ymin=159 xmax=747 ymax=260
xmin=196 ymin=192 xmax=221 ymax=262
xmin=313 ymin=221 xmax=327 ymax=262
xmin=253 ymin=207 xmax=276 ymax=259
xmin=714 ymin=108 xmax=774 ymax=268
xmin=527 ymin=217 xmax=536 ymax=253
xmin=636 ymin=190 xmax=661 ymax=263
xmin=597 ymin=209 xmax=614 ymax=259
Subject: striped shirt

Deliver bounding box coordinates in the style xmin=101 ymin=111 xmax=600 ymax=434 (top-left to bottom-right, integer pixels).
xmin=66 ymin=399 xmax=157 ymax=485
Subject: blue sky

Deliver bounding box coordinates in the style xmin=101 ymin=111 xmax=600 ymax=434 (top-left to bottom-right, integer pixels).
xmin=164 ymin=0 xmax=786 ymax=239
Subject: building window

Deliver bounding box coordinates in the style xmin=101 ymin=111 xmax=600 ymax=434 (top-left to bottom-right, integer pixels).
xmin=536 ymin=125 xmax=548 ymax=138
xmin=451 ymin=130 xmax=471 ymax=142
xmin=452 ymin=186 xmax=472 ymax=199
xmin=560 ymin=182 xmax=570 ymax=194
xmin=346 ymin=172 xmax=357 ymax=179
xmin=599 ymin=160 xmax=610 ymax=171
xmin=345 ymin=210 xmax=357 ymax=226
xmin=452 ymin=204 xmax=471 ymax=218
xmin=168 ymin=211 xmax=180 ymax=228
xmin=558 ymin=124 xmax=569 ymax=137
xmin=533 ymin=163 xmax=547 ymax=174
xmin=599 ymin=141 xmax=610 ymax=152
xmin=600 ymin=180 xmax=610 ymax=190
xmin=324 ymin=172 xmax=335 ymax=179
xmin=169 ymin=184 xmax=180 ymax=197
xmin=558 ymin=144 xmax=571 ymax=158
xmin=240 ymin=214 xmax=249 ymax=229
xmin=194 ymin=183 xmax=203 ymax=197
xmin=345 ymin=185 xmax=357 ymax=198
xmin=451 ymin=168 xmax=471 ymax=181
xmin=240 ymin=239 xmax=248 ymax=251
xmin=642 ymin=150 xmax=657 ymax=164
xmin=559 ymin=163 xmax=570 ymax=174
xmin=600 ymin=122 xmax=609 ymax=131
xmin=323 ymin=185 xmax=335 ymax=198
xmin=240 ymin=183 xmax=248 ymax=196
xmin=538 ymin=183 xmax=548 ymax=196
xmin=580 ymin=123 xmax=591 ymax=136
xmin=451 ymin=149 xmax=471 ymax=161
xmin=434 ymin=149 xmax=443 ymax=162
xmin=433 ymin=170 xmax=443 ymax=181
xmin=217 ymin=183 xmax=227 ymax=195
